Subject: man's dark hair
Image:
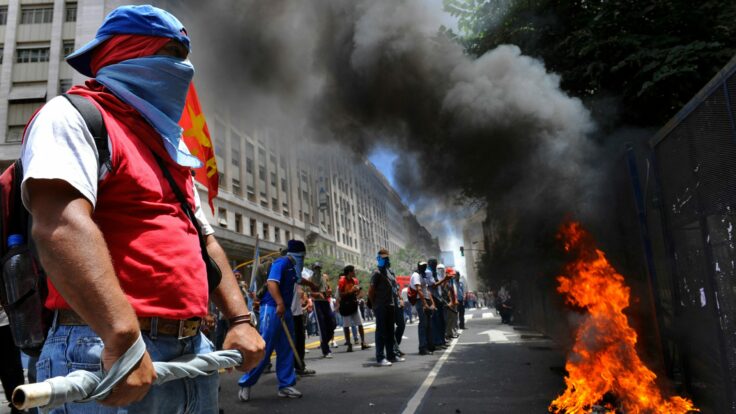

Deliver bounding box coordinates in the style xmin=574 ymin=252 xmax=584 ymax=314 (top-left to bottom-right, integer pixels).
xmin=343 ymin=265 xmax=355 ymax=275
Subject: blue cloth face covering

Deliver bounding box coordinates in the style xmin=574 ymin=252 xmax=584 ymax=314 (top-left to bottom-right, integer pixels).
xmin=377 ymin=256 xmax=390 ymax=269
xmin=95 ymin=55 xmax=200 ymax=167
xmin=288 ymin=252 xmax=305 ymax=280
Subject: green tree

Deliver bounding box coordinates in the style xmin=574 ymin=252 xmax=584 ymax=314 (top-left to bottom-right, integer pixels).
xmin=446 ymin=0 xmax=736 ymax=128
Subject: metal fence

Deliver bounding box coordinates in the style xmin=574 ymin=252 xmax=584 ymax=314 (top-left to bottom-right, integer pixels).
xmin=647 ymin=55 xmax=736 ymax=414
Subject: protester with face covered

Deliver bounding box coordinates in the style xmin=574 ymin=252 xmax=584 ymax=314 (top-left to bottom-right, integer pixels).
xmin=338 ymin=265 xmax=370 ymax=352
xmin=19 ymin=6 xmax=265 ymax=413
xmin=304 ymin=263 xmax=335 ymax=358
xmin=444 ymin=267 xmax=459 ymax=340
xmin=410 ymin=261 xmax=435 ymax=355
xmin=427 ymin=259 xmax=448 ymax=349
xmin=368 ymin=249 xmax=405 ymax=366
xmin=238 ymin=240 xmax=307 ymax=401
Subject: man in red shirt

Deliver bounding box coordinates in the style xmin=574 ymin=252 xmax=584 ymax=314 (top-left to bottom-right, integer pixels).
xmin=338 ymin=265 xmax=370 ymax=351
xmin=21 ymin=5 xmax=265 ymax=413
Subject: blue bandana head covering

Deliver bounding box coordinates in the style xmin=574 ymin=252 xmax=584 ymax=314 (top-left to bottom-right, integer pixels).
xmin=66 ymin=5 xmax=201 ymax=167
xmin=66 ymin=5 xmax=190 ymax=77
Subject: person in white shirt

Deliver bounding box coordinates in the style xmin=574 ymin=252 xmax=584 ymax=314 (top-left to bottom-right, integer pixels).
xmin=410 ymin=262 xmax=435 ymax=355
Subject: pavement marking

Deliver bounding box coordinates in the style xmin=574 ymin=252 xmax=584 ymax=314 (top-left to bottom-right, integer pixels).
xmin=478 ymin=328 xmax=509 ymax=343
xmin=401 ymin=337 xmax=459 ymax=414
xmin=482 ymin=312 xmax=495 ymax=319
xmin=305 ymin=326 xmax=376 ymax=350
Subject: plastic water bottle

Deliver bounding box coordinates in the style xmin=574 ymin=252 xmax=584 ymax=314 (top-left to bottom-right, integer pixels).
xmin=2 ymin=234 xmax=45 ymax=350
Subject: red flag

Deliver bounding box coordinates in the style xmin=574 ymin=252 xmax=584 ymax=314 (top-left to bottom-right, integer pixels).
xmin=179 ymin=82 xmax=219 ymax=212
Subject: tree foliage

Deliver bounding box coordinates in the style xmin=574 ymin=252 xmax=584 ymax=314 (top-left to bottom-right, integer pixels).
xmin=446 ymin=0 xmax=736 ymax=128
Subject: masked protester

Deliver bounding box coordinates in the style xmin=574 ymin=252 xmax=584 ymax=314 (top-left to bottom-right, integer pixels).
xmin=368 ymin=249 xmax=405 ymax=366
xmin=427 ymin=259 xmax=448 ymax=349
xmin=238 ymin=240 xmax=307 ymax=401
xmin=20 ymin=6 xmax=265 ymax=413
xmin=410 ymin=261 xmax=435 ymax=355
xmin=338 ymin=265 xmax=370 ymax=352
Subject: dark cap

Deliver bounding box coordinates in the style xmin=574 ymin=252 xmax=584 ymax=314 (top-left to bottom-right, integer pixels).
xmin=312 ymin=262 xmax=323 ymax=270
xmin=287 ymin=240 xmax=306 ymax=253
xmin=377 ymin=248 xmax=390 ymax=257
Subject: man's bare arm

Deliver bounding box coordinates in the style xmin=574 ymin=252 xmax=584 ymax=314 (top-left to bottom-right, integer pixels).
xmin=206 ymin=235 xmax=265 ymax=372
xmin=26 ymin=179 xmax=155 ymax=406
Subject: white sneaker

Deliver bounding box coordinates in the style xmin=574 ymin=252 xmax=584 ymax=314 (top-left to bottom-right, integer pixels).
xmin=278 ymin=386 xmax=303 ymax=398
xmin=377 ymin=358 xmax=393 ymax=367
xmin=238 ymin=387 xmax=251 ymax=402
xmin=322 ymin=352 xmax=333 ymax=359
xmin=390 ymin=356 xmax=406 ymax=363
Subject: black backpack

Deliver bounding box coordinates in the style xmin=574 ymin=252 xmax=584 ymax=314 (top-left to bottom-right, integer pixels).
xmin=0 ymin=94 xmax=110 ymax=356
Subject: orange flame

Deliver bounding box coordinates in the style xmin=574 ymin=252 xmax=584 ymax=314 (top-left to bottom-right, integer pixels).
xmin=549 ymin=222 xmax=698 ymax=414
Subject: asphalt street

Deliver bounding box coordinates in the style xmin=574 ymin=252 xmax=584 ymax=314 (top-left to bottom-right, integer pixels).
xmin=218 ymin=307 xmax=567 ymax=414
xmin=1 ymin=308 xmax=568 ymax=414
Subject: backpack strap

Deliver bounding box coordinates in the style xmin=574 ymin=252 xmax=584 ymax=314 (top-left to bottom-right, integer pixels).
xmin=62 ymin=94 xmax=111 ymax=171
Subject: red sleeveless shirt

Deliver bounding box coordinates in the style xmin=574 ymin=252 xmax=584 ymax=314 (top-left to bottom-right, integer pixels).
xmin=43 ymin=84 xmax=209 ymax=319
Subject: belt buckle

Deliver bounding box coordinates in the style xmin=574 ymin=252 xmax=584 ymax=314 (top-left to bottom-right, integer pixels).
xmin=177 ymin=320 xmax=189 ymax=340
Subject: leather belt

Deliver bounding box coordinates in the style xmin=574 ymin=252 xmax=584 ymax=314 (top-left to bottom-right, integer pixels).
xmin=57 ymin=309 xmax=202 ymax=339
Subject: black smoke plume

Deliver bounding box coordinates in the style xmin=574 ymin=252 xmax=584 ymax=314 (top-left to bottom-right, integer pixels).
xmin=164 ymin=0 xmax=597 ymax=217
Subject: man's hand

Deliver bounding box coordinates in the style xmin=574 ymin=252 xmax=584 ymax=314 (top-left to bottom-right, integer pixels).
xmin=100 ymin=344 xmax=156 ymax=406
xmin=276 ymin=302 xmax=286 ymax=318
xmin=223 ymin=323 xmax=265 ymax=372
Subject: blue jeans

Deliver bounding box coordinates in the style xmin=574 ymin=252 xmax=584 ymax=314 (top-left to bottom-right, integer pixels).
xmin=394 ymin=305 xmax=406 ymax=354
xmin=373 ymin=305 xmax=395 ymax=362
xmin=238 ymin=305 xmax=296 ymax=390
xmin=37 ymin=322 xmax=218 ymax=414
xmin=431 ymin=298 xmax=446 ymax=346
xmin=314 ymin=301 xmax=334 ymax=356
xmin=415 ymin=301 xmax=432 ymax=351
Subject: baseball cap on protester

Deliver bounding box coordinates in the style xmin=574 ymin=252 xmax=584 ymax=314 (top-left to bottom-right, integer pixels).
xmin=66 ymin=5 xmax=191 ymax=78
xmin=287 ymin=240 xmax=306 ymax=253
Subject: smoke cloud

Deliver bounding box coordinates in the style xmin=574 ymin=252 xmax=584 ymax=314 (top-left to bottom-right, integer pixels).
xmin=166 ymin=0 xmax=598 ymax=232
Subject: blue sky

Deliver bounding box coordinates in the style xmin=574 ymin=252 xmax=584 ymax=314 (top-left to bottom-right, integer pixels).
xmin=367 ymin=146 xmax=398 ymax=188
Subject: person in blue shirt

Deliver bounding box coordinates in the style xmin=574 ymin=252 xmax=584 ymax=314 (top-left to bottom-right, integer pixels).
xmin=238 ymin=240 xmax=306 ymax=401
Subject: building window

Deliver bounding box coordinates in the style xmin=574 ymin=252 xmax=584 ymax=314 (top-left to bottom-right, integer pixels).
xmin=16 ymin=47 xmax=50 ymax=63
xmin=262 ymin=223 xmax=269 ymax=240
xmin=0 ymin=45 xmax=4 ymax=64
xmin=217 ymin=208 xmax=227 ymax=227
xmin=20 ymin=6 xmax=53 ymax=24
xmin=7 ymin=100 xmax=44 ymax=143
xmin=59 ymin=78 xmax=72 ymax=95
xmin=274 ymin=227 xmax=281 ymax=243
xmin=64 ymin=2 xmax=77 ymax=22
xmin=0 ymin=7 xmax=8 ymax=25
xmin=258 ymin=166 xmax=266 ymax=181
xmin=249 ymin=218 xmax=256 ymax=237
xmin=272 ymin=198 xmax=278 ymax=211
xmin=270 ymin=172 xmax=276 ymax=187
xmin=246 ymin=157 xmax=253 ymax=174
xmin=231 ymin=136 xmax=240 ymax=166
xmin=281 ymin=178 xmax=287 ymax=191
xmin=246 ymin=185 xmax=256 ymax=202
xmin=62 ymin=40 xmax=75 ymax=57
xmin=235 ymin=213 xmax=242 ymax=233
xmin=232 ymin=178 xmax=242 ymax=196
